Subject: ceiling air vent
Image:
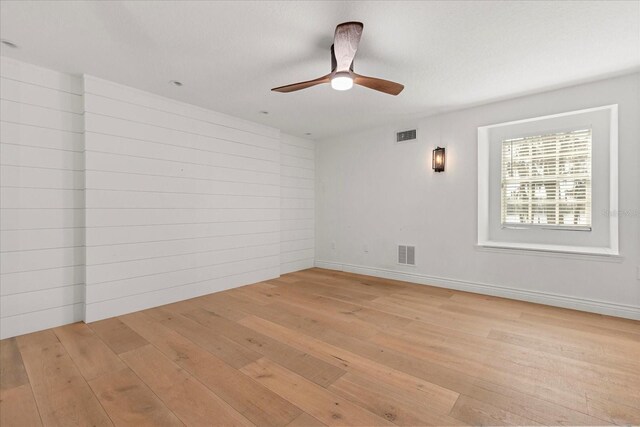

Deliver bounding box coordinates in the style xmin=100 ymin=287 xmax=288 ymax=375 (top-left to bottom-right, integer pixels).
xmin=396 ymin=129 xmax=417 ymax=143
xmin=398 ymin=245 xmax=415 ymax=266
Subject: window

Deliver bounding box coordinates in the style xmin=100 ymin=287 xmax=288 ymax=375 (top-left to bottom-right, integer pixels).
xmin=477 ymin=105 xmax=618 ymax=256
xmin=501 ymin=129 xmax=592 ymax=230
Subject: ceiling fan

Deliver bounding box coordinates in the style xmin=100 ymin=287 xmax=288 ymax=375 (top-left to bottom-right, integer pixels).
xmin=271 ymin=21 xmax=404 ymax=96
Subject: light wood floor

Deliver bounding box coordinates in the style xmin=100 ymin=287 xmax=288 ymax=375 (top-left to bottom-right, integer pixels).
xmin=1 ymin=268 xmax=639 ymax=426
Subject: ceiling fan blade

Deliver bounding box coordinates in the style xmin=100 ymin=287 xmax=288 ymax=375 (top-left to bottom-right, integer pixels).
xmin=271 ymin=74 xmax=331 ymax=93
xmin=353 ymin=73 xmax=404 ymax=95
xmin=333 ymin=22 xmax=363 ymax=72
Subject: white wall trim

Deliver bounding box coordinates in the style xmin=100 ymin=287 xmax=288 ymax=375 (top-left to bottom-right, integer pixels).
xmin=477 ymin=104 xmax=619 ymax=256
xmin=474 ymin=244 xmax=624 ymax=262
xmin=315 ymin=260 xmax=640 ymax=320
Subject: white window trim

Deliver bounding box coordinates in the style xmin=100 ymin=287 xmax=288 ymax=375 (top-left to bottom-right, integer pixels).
xmin=478 ymin=105 xmax=618 ymax=256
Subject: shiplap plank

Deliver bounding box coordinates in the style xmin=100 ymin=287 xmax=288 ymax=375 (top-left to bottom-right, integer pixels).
xmin=0 ymin=208 xmax=84 ymax=230
xmin=1 ymin=143 xmax=83 ymax=170
xmin=1 ymin=228 xmax=84 ymax=252
xmin=86 ymin=150 xmax=279 ymax=185
xmin=1 ymin=99 xmax=83 ymax=133
xmin=281 ymin=142 xmax=314 ymax=159
xmin=1 ymin=165 xmax=84 ymax=190
xmin=1 ymin=265 xmax=83 ymax=296
xmin=85 ymin=189 xmax=278 ymax=210
xmin=85 ymin=232 xmax=280 ymax=268
xmin=281 ymin=228 xmax=315 ymax=242
xmin=281 ymin=175 xmax=314 ymax=189
xmin=86 ymin=169 xmax=279 ymax=197
xmin=1 ymin=57 xmax=83 ymax=94
xmin=281 ymin=164 xmax=314 ymax=180
xmin=1 ymin=187 xmax=84 ymax=209
xmin=85 ymin=207 xmax=279 ymax=228
xmin=281 ymin=238 xmax=315 ymax=253
xmin=1 ymin=247 xmax=85 ymax=274
xmin=1 ymin=77 xmax=83 ymax=113
xmin=85 ymin=220 xmax=278 ymax=247
xmin=281 ymin=154 xmax=314 ymax=170
xmin=0 ymin=121 xmax=84 ymax=151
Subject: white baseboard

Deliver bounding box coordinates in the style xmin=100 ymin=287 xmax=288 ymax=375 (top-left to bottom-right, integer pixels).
xmin=315 ymin=260 xmax=640 ymax=321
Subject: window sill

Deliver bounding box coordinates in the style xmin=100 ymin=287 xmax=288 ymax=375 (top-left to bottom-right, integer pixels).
xmin=476 ymin=241 xmax=622 ymax=262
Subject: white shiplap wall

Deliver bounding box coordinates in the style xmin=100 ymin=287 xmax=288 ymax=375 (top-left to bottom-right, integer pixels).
xmin=83 ymin=76 xmax=283 ymax=322
xmin=0 ymin=58 xmax=316 ymax=337
xmin=280 ymin=134 xmax=315 ymax=274
xmin=0 ymin=58 xmax=85 ymax=339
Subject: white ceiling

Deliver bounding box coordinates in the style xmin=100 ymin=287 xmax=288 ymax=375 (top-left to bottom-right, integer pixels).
xmin=1 ymin=1 xmax=639 ymax=139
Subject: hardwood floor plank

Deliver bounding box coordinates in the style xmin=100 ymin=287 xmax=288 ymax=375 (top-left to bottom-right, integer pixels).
xmin=167 ymin=294 xmax=251 ymax=322
xmin=88 ymin=367 xmax=182 ymax=427
xmin=281 ymin=279 xmax=380 ymax=303
xmin=194 ymin=292 xmax=254 ymax=320
xmin=54 ymin=322 xmax=126 ymax=380
xmin=0 ymin=338 xmax=29 ymax=390
xmin=265 ymin=299 xmax=379 ymax=340
xmin=329 ymin=374 xmax=466 ymax=426
xmin=487 ymin=329 xmax=640 ymax=376
xmin=89 ymin=317 xmax=149 ymax=355
xmin=0 ymin=384 xmax=43 ymax=427
xmin=450 ymin=395 xmax=541 ymax=426
xmin=16 ymin=330 xmax=112 ymax=426
xmin=119 ymin=311 xmax=302 ymax=427
xmin=285 ymin=413 xmax=327 ymax=427
xmin=144 ymin=306 xmax=262 ymax=369
xmin=181 ymin=307 xmax=346 ymax=387
xmin=120 ymin=344 xmax=253 ymax=426
xmin=586 ymin=393 xmax=640 ymax=426
xmin=520 ymin=312 xmax=640 ymax=347
xmin=257 ymin=286 xmax=413 ymax=330
xmin=370 ymin=301 xmax=495 ymax=336
xmin=439 ymin=301 xmax=523 ymax=321
xmin=241 ymin=358 xmax=394 ymax=426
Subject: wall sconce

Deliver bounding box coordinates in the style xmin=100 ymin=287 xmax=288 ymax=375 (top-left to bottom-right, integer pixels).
xmin=432 ymin=146 xmax=445 ymax=172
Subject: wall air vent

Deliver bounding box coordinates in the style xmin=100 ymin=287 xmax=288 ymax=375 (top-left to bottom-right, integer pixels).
xmin=396 ymin=129 xmax=417 ymax=143
xmin=398 ymin=245 xmax=416 ymax=266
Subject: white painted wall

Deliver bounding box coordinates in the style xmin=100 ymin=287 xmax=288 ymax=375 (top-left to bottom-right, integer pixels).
xmin=316 ymin=73 xmax=640 ymax=319
xmin=0 ymin=58 xmax=85 ymax=338
xmin=82 ymin=76 xmax=284 ymax=322
xmin=280 ymin=134 xmax=315 ymax=274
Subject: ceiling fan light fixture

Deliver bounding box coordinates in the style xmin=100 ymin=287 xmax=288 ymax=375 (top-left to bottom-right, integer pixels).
xmin=331 ymin=72 xmax=353 ymax=91
xmin=271 ymin=22 xmax=403 ymax=95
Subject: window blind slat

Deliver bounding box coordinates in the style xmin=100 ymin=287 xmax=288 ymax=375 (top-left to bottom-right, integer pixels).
xmin=501 ymin=129 xmax=592 ymax=228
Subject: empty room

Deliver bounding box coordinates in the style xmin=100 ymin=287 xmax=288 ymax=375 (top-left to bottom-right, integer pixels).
xmin=1 ymin=1 xmax=639 ymax=426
